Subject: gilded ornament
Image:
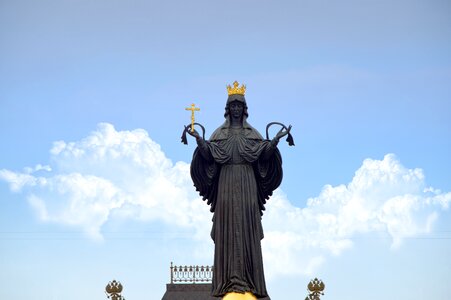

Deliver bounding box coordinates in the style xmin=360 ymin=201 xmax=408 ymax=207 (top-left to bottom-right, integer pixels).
xmin=226 ymin=80 xmax=246 ymax=95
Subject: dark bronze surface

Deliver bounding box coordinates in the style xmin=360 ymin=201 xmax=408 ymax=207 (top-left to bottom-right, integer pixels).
xmin=184 ymin=91 xmax=292 ymax=299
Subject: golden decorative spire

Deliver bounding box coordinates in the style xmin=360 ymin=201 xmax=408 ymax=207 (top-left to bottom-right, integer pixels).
xmin=305 ymin=278 xmax=325 ymax=300
xmin=227 ymin=81 xmax=246 ymax=96
xmin=105 ymin=280 xmax=124 ymax=300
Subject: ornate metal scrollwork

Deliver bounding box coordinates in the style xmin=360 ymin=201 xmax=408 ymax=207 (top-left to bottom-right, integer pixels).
xmin=170 ymin=262 xmax=213 ymax=283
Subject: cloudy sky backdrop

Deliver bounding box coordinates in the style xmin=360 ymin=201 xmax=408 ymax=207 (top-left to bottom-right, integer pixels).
xmin=1 ymin=0 xmax=450 ymax=299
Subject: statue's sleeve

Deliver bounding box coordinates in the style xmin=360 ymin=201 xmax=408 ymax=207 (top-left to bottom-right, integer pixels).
xmin=190 ymin=141 xmax=228 ymax=212
xmin=253 ymin=141 xmax=283 ymax=215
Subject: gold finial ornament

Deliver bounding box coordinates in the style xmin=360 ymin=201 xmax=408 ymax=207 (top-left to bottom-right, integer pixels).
xmin=105 ymin=280 xmax=125 ymax=300
xmin=227 ymin=81 xmax=246 ymax=96
xmin=185 ymin=103 xmax=200 ymax=132
xmin=305 ymin=278 xmax=325 ymax=300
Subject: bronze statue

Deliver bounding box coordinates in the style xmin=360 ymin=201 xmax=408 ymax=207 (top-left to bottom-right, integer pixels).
xmin=183 ymin=81 xmax=293 ymax=299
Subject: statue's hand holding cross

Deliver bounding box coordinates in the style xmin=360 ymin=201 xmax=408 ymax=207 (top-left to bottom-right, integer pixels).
xmin=185 ymin=103 xmax=200 ymax=132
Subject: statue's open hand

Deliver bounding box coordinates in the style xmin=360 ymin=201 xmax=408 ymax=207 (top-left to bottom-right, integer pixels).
xmin=275 ymin=125 xmax=292 ymax=141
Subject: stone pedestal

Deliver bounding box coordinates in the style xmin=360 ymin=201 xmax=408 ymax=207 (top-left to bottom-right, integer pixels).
xmin=162 ymin=283 xmax=216 ymax=300
xmin=222 ymin=292 xmax=257 ymax=300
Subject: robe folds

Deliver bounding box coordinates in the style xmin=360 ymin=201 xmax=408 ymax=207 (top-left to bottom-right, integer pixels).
xmin=190 ymin=125 xmax=283 ymax=299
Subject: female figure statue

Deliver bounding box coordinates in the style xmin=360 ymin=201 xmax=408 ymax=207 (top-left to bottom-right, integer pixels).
xmin=186 ymin=82 xmax=290 ymax=299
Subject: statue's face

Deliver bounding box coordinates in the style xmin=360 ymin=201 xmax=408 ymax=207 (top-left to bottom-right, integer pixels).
xmin=229 ymin=101 xmax=244 ymax=119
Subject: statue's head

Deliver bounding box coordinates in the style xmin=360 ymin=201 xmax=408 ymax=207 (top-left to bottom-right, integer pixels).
xmin=224 ymin=94 xmax=248 ymax=120
xmin=224 ymin=80 xmax=249 ymax=122
xmin=211 ymin=82 xmax=258 ymax=137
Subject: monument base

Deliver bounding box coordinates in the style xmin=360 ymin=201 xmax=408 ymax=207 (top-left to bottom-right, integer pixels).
xmin=222 ymin=292 xmax=257 ymax=300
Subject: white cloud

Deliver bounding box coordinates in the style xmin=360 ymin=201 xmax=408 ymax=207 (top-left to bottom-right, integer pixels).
xmin=0 ymin=124 xmax=449 ymax=276
xmin=0 ymin=123 xmax=211 ymax=240
xmin=262 ymin=154 xmax=450 ymax=277
xmin=0 ymin=169 xmax=38 ymax=192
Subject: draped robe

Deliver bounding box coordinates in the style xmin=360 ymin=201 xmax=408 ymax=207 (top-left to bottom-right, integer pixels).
xmin=190 ymin=123 xmax=283 ymax=299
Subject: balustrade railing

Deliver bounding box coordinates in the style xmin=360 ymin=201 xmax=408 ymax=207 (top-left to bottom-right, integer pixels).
xmin=170 ymin=262 xmax=213 ymax=284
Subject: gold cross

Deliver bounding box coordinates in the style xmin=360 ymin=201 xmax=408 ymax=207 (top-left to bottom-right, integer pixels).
xmin=185 ymin=103 xmax=200 ymax=132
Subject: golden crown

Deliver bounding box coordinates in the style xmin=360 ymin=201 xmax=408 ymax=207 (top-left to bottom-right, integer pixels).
xmin=227 ymin=81 xmax=246 ymax=96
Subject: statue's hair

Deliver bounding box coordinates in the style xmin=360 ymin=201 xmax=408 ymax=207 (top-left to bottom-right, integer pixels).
xmin=210 ymin=94 xmax=262 ymax=140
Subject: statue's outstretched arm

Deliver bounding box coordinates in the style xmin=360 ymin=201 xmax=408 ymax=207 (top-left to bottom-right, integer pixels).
xmin=195 ymin=137 xmax=213 ymax=161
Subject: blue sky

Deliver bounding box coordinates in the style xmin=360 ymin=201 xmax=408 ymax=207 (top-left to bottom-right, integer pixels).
xmin=0 ymin=0 xmax=450 ymax=299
